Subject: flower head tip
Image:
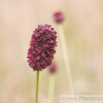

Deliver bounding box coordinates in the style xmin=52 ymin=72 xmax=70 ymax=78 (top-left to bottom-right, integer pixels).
xmin=49 ymin=62 xmax=57 ymax=74
xmin=53 ymin=11 xmax=64 ymax=23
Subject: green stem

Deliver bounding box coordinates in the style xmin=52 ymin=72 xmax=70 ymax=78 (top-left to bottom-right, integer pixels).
xmin=35 ymin=69 xmax=40 ymax=103
xmin=57 ymin=24 xmax=75 ymax=95
xmin=48 ymin=75 xmax=55 ymax=103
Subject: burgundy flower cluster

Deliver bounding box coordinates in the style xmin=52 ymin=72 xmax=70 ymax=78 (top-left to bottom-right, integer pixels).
xmin=27 ymin=24 xmax=57 ymax=71
xmin=53 ymin=12 xmax=64 ymax=23
xmin=49 ymin=62 xmax=57 ymax=74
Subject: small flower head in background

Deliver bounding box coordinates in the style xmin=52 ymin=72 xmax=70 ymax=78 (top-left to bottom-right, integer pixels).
xmin=53 ymin=11 xmax=64 ymax=23
xmin=27 ymin=24 xmax=57 ymax=71
xmin=49 ymin=62 xmax=57 ymax=74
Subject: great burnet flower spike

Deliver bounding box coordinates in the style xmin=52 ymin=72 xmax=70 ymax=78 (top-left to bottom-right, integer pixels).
xmin=53 ymin=12 xmax=74 ymax=94
xmin=27 ymin=24 xmax=57 ymax=71
xmin=53 ymin=11 xmax=64 ymax=23
xmin=48 ymin=62 xmax=57 ymax=103
xmin=49 ymin=62 xmax=57 ymax=74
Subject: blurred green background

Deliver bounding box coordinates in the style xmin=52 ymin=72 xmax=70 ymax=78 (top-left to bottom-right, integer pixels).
xmin=0 ymin=0 xmax=103 ymax=103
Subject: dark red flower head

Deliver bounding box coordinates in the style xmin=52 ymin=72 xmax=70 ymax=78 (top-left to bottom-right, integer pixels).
xmin=27 ymin=24 xmax=57 ymax=71
xmin=53 ymin=11 xmax=64 ymax=23
xmin=49 ymin=62 xmax=57 ymax=74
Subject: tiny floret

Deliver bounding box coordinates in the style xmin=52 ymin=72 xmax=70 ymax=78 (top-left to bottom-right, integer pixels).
xmin=53 ymin=11 xmax=64 ymax=23
xmin=27 ymin=24 xmax=57 ymax=71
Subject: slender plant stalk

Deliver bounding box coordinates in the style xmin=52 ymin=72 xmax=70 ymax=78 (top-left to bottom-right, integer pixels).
xmin=57 ymin=24 xmax=75 ymax=94
xmin=48 ymin=75 xmax=55 ymax=103
xmin=35 ymin=69 xmax=40 ymax=103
